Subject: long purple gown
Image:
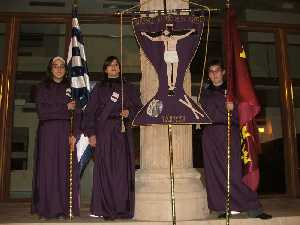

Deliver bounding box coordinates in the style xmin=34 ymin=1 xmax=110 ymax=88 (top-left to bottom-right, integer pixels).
xmin=83 ymin=77 xmax=142 ymax=219
xmin=32 ymin=81 xmax=80 ymax=218
xmin=201 ymin=83 xmax=261 ymax=212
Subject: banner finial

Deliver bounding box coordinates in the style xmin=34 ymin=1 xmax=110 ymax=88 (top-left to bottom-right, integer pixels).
xmin=73 ymin=0 xmax=78 ymax=7
xmin=225 ymin=0 xmax=230 ymax=9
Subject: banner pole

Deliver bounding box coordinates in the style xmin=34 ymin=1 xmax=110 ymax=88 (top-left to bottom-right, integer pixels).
xmin=225 ymin=1 xmax=231 ymax=224
xmin=226 ymin=110 xmax=232 ymax=225
xmin=168 ymin=125 xmax=176 ymax=225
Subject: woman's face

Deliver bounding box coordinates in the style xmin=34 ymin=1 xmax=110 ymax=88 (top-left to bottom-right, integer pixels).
xmin=208 ymin=64 xmax=225 ymax=86
xmin=105 ymin=59 xmax=120 ymax=78
xmin=51 ymin=58 xmax=66 ymax=82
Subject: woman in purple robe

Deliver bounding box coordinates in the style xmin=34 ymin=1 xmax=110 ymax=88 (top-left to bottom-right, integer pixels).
xmin=201 ymin=59 xmax=271 ymax=219
xmin=32 ymin=56 xmax=80 ymax=219
xmin=84 ymin=56 xmax=142 ymax=220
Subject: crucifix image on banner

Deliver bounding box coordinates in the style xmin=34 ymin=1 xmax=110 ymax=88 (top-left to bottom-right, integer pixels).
xmin=132 ymin=15 xmax=211 ymax=125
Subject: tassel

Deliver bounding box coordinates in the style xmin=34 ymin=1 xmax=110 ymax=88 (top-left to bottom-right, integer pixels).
xmin=121 ymin=117 xmax=126 ymax=133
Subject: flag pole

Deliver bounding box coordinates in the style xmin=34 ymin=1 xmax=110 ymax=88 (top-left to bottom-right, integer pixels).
xmin=226 ymin=108 xmax=231 ymax=225
xmin=68 ymin=0 xmax=78 ymax=220
xmin=225 ymin=1 xmax=231 ymax=224
xmin=120 ymin=13 xmax=126 ymax=133
xmin=168 ymin=125 xmax=176 ymax=225
xmin=69 ymin=109 xmax=75 ymax=220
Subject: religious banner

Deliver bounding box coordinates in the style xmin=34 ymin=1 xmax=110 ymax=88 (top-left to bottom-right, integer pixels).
xmin=132 ymin=15 xmax=211 ymax=125
xmin=224 ymin=8 xmax=261 ymax=191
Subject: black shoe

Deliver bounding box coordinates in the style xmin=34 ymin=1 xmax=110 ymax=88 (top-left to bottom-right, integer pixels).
xmin=255 ymin=213 xmax=272 ymax=220
xmin=103 ymin=217 xmax=115 ymax=221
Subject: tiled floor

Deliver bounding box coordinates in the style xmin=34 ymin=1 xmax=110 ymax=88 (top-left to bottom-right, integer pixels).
xmin=0 ymin=198 xmax=300 ymax=224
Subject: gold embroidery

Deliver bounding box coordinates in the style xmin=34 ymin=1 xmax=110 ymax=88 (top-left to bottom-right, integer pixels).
xmin=240 ymin=125 xmax=252 ymax=165
xmin=240 ymin=46 xmax=247 ymax=59
xmin=132 ymin=15 xmax=205 ymax=26
xmin=241 ymin=125 xmax=251 ymax=138
xmin=241 ymin=149 xmax=251 ymax=165
xmin=162 ymin=115 xmax=186 ymax=123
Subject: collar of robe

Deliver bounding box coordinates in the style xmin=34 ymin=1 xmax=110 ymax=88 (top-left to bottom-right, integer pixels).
xmin=208 ymin=81 xmax=227 ymax=93
xmin=101 ymin=76 xmax=126 ymax=87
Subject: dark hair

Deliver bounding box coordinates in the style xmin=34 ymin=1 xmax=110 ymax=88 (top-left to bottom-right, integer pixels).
xmin=206 ymin=59 xmax=225 ymax=71
xmin=102 ymin=56 xmax=121 ymax=76
xmin=165 ymin=25 xmax=173 ymax=37
xmin=45 ymin=56 xmax=69 ymax=87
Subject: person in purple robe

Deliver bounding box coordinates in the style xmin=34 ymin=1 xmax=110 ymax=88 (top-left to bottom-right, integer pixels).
xmin=32 ymin=56 xmax=80 ymax=219
xmin=201 ymin=59 xmax=271 ymax=219
xmin=83 ymin=56 xmax=142 ymax=220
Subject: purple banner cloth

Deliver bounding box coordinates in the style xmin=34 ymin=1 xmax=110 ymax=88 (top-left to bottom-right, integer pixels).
xmin=132 ymin=15 xmax=211 ymax=125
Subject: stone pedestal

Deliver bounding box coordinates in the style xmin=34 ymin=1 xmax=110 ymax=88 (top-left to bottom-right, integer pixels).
xmin=135 ymin=0 xmax=209 ymax=221
xmin=135 ymin=168 xmax=208 ymax=220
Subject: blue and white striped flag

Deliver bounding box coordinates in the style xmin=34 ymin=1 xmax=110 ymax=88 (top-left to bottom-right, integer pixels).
xmin=67 ymin=5 xmax=90 ymax=108
xmin=67 ymin=5 xmax=92 ymax=177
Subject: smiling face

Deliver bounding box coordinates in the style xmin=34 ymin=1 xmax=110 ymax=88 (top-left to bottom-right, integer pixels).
xmin=105 ymin=59 xmax=120 ymax=78
xmin=208 ymin=64 xmax=225 ymax=87
xmin=51 ymin=58 xmax=66 ymax=82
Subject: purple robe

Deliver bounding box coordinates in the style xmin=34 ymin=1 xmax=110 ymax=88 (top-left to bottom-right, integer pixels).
xmin=32 ymin=81 xmax=80 ymax=218
xmin=83 ymin=78 xmax=142 ymax=219
xmin=201 ymin=83 xmax=261 ymax=212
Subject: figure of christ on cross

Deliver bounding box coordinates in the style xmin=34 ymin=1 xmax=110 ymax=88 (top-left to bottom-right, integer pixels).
xmin=141 ymin=24 xmax=196 ymax=95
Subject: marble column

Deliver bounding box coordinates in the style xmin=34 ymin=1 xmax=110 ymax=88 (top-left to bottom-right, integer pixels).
xmin=135 ymin=0 xmax=209 ymax=221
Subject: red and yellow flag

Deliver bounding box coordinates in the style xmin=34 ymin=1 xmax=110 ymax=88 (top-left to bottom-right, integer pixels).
xmin=224 ymin=7 xmax=261 ymax=191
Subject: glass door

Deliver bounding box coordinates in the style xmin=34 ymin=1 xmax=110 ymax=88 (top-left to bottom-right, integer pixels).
xmin=10 ymin=22 xmax=66 ymax=199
